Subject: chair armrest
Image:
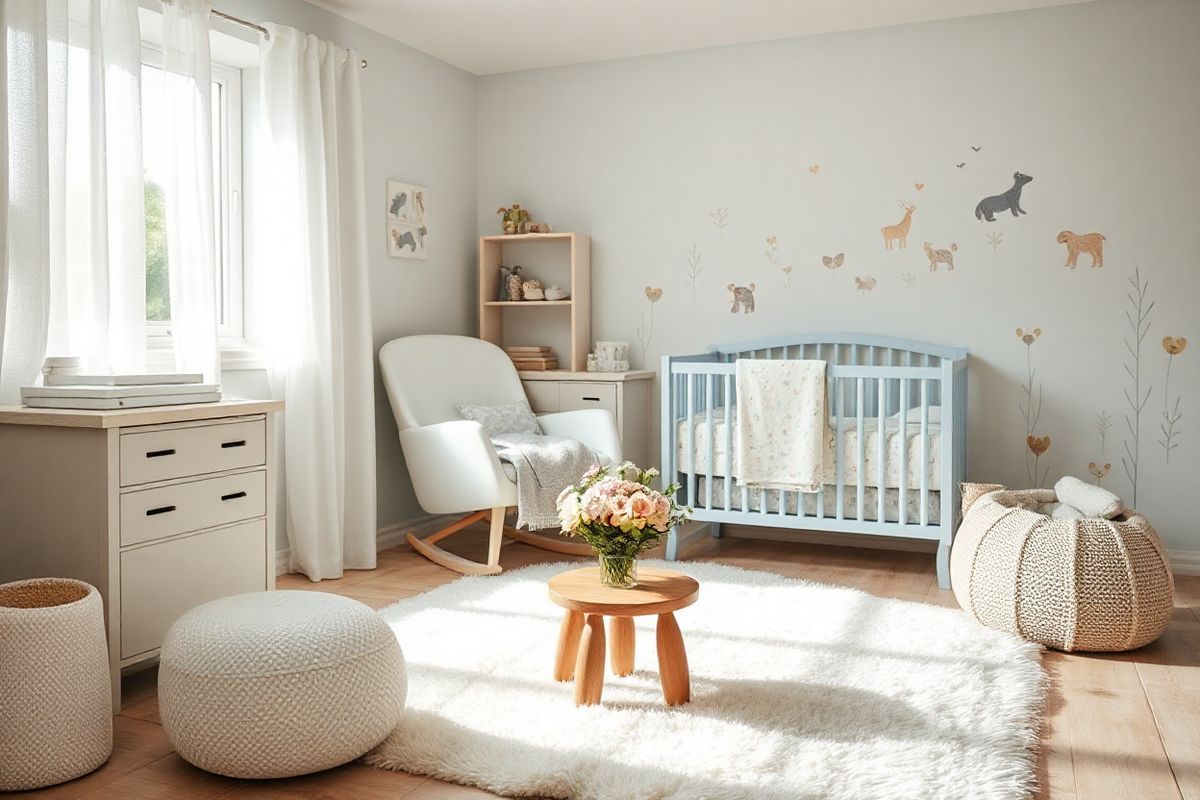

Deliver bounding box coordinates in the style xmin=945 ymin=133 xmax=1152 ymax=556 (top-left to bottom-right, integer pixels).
xmin=537 ymin=409 xmax=623 ymax=465
xmin=398 ymin=420 xmax=514 ymax=513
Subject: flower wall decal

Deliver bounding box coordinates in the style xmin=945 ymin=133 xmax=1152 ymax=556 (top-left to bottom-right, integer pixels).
xmin=1017 ymin=326 xmax=1049 ymax=486
xmin=635 ymin=286 xmax=663 ymax=363
xmin=1159 ymin=335 xmax=1187 ymax=463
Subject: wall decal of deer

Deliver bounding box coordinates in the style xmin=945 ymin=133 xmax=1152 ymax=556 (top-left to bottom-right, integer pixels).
xmin=882 ymin=202 xmax=916 ymax=250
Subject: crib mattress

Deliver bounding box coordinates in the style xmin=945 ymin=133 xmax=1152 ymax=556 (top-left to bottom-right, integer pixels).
xmin=687 ymin=477 xmax=941 ymax=524
xmin=675 ymin=409 xmax=942 ymax=491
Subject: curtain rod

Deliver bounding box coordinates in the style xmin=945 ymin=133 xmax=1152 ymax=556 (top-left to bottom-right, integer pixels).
xmin=210 ymin=7 xmax=369 ymax=69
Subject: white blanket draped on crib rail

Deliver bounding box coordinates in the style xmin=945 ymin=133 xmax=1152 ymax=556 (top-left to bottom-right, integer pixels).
xmin=734 ymin=359 xmax=827 ymax=493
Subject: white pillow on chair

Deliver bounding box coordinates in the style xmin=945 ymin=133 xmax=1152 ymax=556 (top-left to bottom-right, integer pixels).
xmin=456 ymin=400 xmax=542 ymax=437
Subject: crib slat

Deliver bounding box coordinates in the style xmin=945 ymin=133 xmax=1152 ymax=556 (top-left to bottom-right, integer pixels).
xmin=705 ymin=375 xmax=714 ymax=511
xmin=835 ymin=377 xmax=845 ymax=520
xmin=877 ymin=377 xmax=886 ymax=523
xmin=920 ymin=378 xmax=930 ymax=527
xmin=856 ymin=377 xmax=866 ymax=522
xmin=686 ymin=374 xmax=695 ymax=510
xmin=817 ymin=343 xmax=827 ymax=519
xmin=899 ymin=377 xmax=909 ymax=526
xmin=724 ymin=375 xmax=733 ymax=512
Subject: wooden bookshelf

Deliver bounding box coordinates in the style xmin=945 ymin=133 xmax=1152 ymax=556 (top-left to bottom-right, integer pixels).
xmin=479 ymin=233 xmax=591 ymax=372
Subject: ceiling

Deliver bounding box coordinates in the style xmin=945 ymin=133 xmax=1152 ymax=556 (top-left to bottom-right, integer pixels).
xmin=307 ymin=0 xmax=1100 ymax=75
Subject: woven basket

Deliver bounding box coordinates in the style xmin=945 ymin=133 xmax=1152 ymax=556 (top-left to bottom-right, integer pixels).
xmin=0 ymin=578 xmax=113 ymax=790
xmin=950 ymin=483 xmax=1174 ymax=652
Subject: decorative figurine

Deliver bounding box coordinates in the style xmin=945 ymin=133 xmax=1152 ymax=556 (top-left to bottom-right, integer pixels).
xmin=498 ymin=265 xmax=511 ymax=301
xmin=544 ymin=284 xmax=569 ymax=301
xmin=506 ymin=266 xmax=525 ymax=301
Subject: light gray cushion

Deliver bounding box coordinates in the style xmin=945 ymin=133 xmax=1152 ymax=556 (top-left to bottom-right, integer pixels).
xmin=456 ymin=400 xmax=541 ymax=436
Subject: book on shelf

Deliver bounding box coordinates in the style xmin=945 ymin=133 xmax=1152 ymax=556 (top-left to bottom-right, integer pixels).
xmin=504 ymin=347 xmax=553 ymax=355
xmin=42 ymin=372 xmax=204 ymax=387
xmin=21 ymin=392 xmax=222 ymax=410
xmin=21 ymin=383 xmax=220 ymax=400
xmin=511 ymin=360 xmax=558 ymax=371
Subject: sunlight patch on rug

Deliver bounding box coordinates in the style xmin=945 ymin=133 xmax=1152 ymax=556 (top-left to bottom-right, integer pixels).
xmin=367 ymin=560 xmax=1044 ymax=800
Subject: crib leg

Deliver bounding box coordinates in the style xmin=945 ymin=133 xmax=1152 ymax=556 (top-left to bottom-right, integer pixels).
xmin=936 ymin=542 xmax=951 ymax=590
xmin=709 ymin=522 xmax=722 ymax=539
xmin=665 ymin=528 xmax=679 ymax=561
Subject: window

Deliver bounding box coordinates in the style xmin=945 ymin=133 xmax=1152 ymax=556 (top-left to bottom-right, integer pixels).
xmin=140 ymin=52 xmax=244 ymax=344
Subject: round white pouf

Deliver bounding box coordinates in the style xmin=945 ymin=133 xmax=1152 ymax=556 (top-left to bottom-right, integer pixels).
xmin=0 ymin=578 xmax=112 ymax=791
xmin=159 ymin=591 xmax=406 ymax=779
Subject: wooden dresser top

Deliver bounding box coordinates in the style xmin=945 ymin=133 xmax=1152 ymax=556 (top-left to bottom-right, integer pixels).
xmin=0 ymin=399 xmax=284 ymax=429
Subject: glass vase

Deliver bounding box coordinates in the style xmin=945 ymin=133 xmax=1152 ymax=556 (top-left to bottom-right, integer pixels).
xmin=598 ymin=554 xmax=638 ymax=589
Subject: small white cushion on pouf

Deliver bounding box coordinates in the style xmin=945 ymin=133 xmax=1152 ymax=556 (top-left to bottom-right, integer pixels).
xmin=159 ymin=591 xmax=406 ymax=779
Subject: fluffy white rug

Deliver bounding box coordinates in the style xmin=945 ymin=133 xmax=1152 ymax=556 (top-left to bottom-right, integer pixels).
xmin=367 ymin=561 xmax=1044 ymax=800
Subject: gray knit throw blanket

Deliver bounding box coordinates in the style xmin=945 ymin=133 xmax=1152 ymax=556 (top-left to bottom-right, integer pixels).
xmin=492 ymin=433 xmax=599 ymax=531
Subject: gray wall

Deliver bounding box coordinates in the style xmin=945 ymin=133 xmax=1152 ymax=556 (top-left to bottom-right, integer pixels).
xmin=229 ymin=0 xmax=478 ymax=548
xmin=475 ymin=0 xmax=1200 ymax=551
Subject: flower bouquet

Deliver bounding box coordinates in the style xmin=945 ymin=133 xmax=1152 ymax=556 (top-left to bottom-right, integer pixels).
xmin=556 ymin=462 xmax=691 ymax=588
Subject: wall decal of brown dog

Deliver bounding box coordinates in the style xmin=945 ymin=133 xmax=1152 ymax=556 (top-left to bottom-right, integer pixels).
xmin=1056 ymin=230 xmax=1106 ymax=268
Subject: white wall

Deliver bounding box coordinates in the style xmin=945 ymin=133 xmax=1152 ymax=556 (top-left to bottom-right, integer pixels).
xmin=476 ymin=0 xmax=1200 ymax=552
xmin=229 ymin=0 xmax=478 ymax=549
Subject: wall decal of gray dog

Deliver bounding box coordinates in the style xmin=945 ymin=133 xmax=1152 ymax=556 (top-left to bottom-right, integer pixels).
xmin=974 ymin=172 xmax=1033 ymax=222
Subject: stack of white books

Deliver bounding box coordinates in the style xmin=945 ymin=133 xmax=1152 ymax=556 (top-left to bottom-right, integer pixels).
xmin=21 ymin=373 xmax=221 ymax=410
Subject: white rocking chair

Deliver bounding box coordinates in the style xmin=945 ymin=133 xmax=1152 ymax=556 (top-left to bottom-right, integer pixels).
xmin=378 ymin=335 xmax=622 ymax=575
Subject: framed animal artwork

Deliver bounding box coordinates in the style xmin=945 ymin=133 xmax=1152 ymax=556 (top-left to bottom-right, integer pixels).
xmin=386 ymin=180 xmax=429 ymax=260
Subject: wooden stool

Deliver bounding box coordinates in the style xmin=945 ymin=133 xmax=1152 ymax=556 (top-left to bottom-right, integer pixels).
xmin=548 ymin=567 xmax=699 ymax=707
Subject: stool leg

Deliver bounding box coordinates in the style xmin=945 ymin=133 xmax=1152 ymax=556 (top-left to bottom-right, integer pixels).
xmin=609 ymin=616 xmax=635 ymax=677
xmin=656 ymin=612 xmax=690 ymax=706
xmin=574 ymin=614 xmax=606 ymax=706
xmin=554 ymin=610 xmax=585 ymax=681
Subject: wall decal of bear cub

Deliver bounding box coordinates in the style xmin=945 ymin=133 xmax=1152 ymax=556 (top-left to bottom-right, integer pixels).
xmin=975 ymin=172 xmax=1033 ymax=222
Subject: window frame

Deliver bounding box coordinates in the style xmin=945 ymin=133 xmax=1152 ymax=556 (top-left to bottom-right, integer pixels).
xmin=141 ymin=46 xmax=245 ymax=350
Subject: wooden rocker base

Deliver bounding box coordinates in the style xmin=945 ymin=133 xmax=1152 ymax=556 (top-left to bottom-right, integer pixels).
xmin=406 ymin=507 xmax=595 ymax=576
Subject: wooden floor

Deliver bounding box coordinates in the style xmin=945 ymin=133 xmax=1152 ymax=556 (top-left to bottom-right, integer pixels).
xmin=21 ymin=526 xmax=1200 ymax=800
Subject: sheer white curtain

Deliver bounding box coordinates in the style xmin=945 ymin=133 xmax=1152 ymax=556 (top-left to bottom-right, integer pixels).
xmin=159 ymin=0 xmax=218 ymax=382
xmin=255 ymin=24 xmax=376 ymax=580
xmin=1 ymin=0 xmax=146 ymax=404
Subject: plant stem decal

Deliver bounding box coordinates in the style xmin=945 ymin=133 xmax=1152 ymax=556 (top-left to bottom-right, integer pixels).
xmin=684 ymin=243 xmax=703 ymax=303
xmin=1016 ymin=327 xmax=1049 ymax=486
xmin=709 ymin=207 xmax=729 ymax=234
xmin=1159 ymin=336 xmax=1187 ymax=463
xmin=636 ymin=287 xmax=662 ymax=363
xmin=1121 ymin=268 xmax=1154 ymax=506
xmin=1093 ymin=411 xmax=1112 ymax=453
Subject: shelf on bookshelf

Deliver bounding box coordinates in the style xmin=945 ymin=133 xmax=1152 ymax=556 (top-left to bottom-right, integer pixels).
xmin=482 ymin=300 xmax=572 ymax=307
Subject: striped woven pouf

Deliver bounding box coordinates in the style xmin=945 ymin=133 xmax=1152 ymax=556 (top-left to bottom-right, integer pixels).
xmin=950 ymin=483 xmax=1174 ymax=652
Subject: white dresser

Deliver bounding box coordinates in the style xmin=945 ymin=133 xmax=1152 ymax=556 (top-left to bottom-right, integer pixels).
xmin=0 ymin=399 xmax=283 ymax=709
xmin=519 ymin=370 xmax=653 ymax=467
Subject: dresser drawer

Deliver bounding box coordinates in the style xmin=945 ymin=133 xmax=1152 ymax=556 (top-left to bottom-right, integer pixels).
xmin=120 ymin=418 xmax=265 ymax=486
xmin=120 ymin=470 xmax=266 ymax=547
xmin=120 ymin=519 xmax=267 ymax=659
xmin=558 ymin=383 xmax=618 ymax=415
xmin=523 ymin=381 xmax=560 ymax=414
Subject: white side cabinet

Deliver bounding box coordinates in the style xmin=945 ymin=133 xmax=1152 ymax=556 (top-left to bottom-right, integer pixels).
xmin=520 ymin=370 xmax=653 ymax=468
xmin=0 ymin=399 xmax=283 ymax=710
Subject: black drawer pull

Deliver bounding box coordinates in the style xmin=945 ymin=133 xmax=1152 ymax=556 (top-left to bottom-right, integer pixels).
xmin=582 ymin=396 xmax=601 ymax=402
xmin=221 ymin=440 xmax=247 ymax=449
xmin=146 ymin=448 xmax=176 ymax=458
xmin=221 ymin=491 xmax=247 ymax=502
xmin=146 ymin=505 xmax=176 ymax=516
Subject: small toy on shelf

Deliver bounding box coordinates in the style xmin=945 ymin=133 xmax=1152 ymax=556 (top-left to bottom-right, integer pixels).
xmin=521 ymin=279 xmax=545 ymax=301
xmin=506 ymin=266 xmax=524 ymax=301
xmin=498 ymin=265 xmax=512 ymax=301
xmin=544 ymin=285 xmax=569 ymax=301
xmin=527 ymin=222 xmax=552 ymax=234
xmin=497 ymin=203 xmax=530 ymax=235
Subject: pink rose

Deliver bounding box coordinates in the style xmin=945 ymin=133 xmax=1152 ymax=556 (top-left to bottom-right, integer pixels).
xmin=629 ymin=492 xmax=655 ymax=521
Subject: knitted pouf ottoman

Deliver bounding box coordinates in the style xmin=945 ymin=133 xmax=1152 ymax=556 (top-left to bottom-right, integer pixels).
xmin=159 ymin=591 xmax=406 ymax=778
xmin=0 ymin=578 xmax=112 ymax=791
xmin=951 ymin=483 xmax=1174 ymax=652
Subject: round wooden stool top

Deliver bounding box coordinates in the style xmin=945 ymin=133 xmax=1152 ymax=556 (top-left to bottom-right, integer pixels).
xmin=548 ymin=567 xmax=699 ymax=617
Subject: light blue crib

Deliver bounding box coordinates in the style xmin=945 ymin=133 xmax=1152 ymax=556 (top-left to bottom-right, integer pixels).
xmin=661 ymin=334 xmax=968 ymax=589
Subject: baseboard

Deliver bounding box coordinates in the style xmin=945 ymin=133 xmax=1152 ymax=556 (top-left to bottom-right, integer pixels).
xmin=275 ymin=513 xmax=455 ymax=577
xmin=1170 ymin=549 xmax=1200 ymax=577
